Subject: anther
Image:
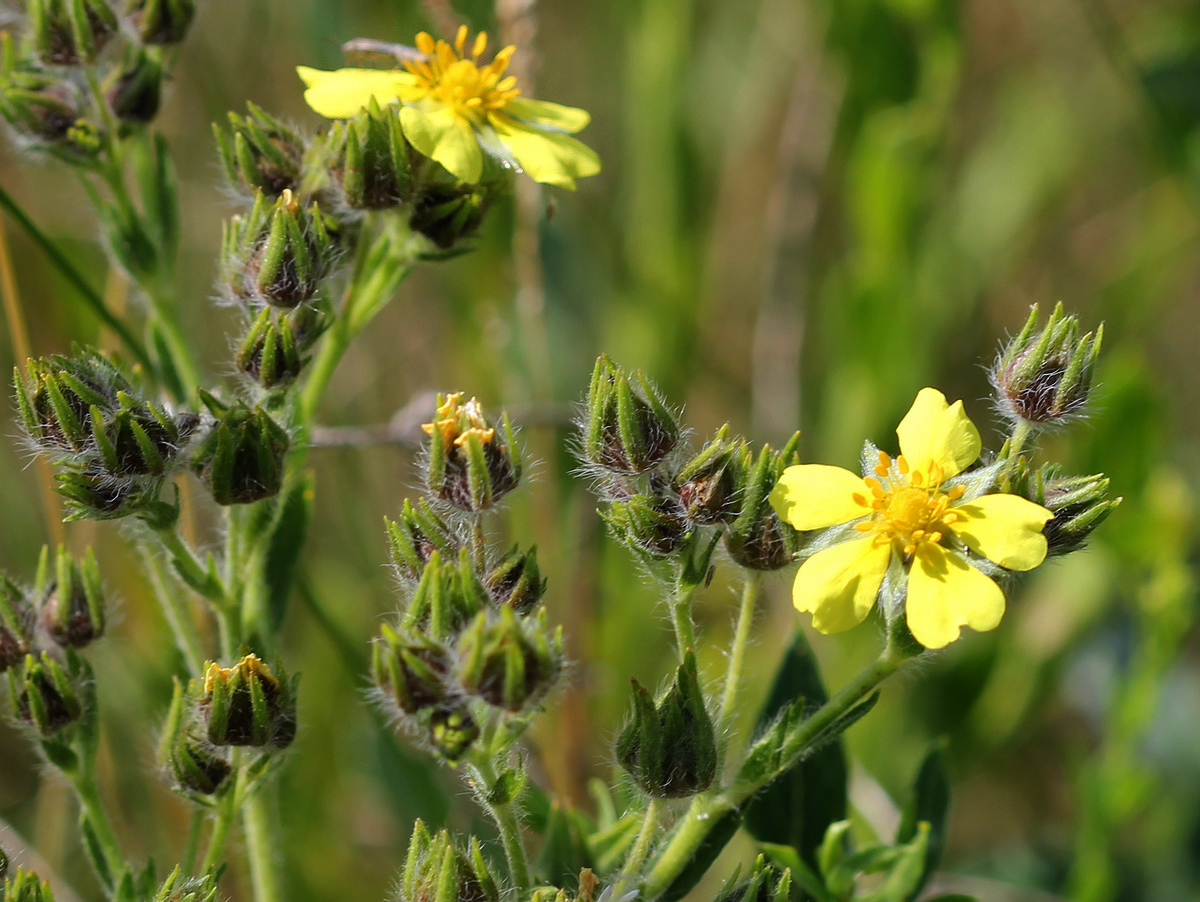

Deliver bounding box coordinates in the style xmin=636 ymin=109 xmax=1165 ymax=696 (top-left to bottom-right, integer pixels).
xmin=852 ymin=492 xmax=869 ymax=507
xmin=897 ymin=455 xmax=910 ymax=475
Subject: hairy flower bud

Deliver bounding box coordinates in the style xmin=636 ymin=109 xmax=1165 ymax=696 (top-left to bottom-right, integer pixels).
xmin=582 ymin=355 xmax=680 ymax=474
xmin=38 ymin=545 xmax=106 ymax=648
xmin=53 ymin=465 xmax=160 ymax=521
xmin=6 ymin=868 xmax=55 ymax=902
xmin=397 ymin=820 xmax=499 ymax=902
xmin=105 ymin=48 xmax=162 ymax=123
xmin=14 ymin=651 xmax=85 ymax=735
xmin=485 ymin=546 xmax=546 ymax=614
xmin=992 ymin=303 xmax=1103 ymax=427
xmin=0 ymin=575 xmax=34 ymax=673
xmin=14 ymin=349 xmax=133 ymax=456
xmin=1010 ymin=461 xmax=1120 ymax=556
xmin=127 ymin=0 xmax=196 ymax=45
xmin=28 ymin=0 xmax=117 ymax=65
xmin=674 ymin=424 xmax=742 ymax=525
xmin=617 ymin=651 xmax=717 ymax=798
xmin=409 ymin=180 xmax=496 ymax=253
xmin=221 ymin=189 xmax=339 ymax=309
xmin=725 ymin=435 xmax=802 ymax=570
xmin=235 ymin=305 xmax=327 ymax=390
xmin=401 ymin=551 xmax=490 ymax=641
xmin=191 ymin=393 xmax=290 ymax=505
xmin=214 ymin=103 xmax=308 ymax=197
xmin=454 ymin=606 xmax=564 ymax=712
xmin=201 ymin=654 xmax=296 ymax=748
xmin=601 ymin=495 xmax=690 ymax=559
xmin=152 ymin=868 xmax=219 ymax=902
xmin=714 ymin=855 xmax=793 ymax=902
xmin=0 ymin=67 xmax=85 ymax=148
xmin=320 ymin=100 xmax=414 ymax=210
xmin=372 ymin=624 xmax=452 ymax=716
xmin=159 ymin=677 xmax=231 ymax=796
xmin=423 ymin=393 xmax=521 ymax=512
xmin=386 ymin=499 xmax=461 ymax=583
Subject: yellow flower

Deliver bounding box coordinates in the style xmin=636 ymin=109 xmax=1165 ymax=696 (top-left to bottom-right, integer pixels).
xmin=769 ymin=388 xmax=1053 ymax=649
xmin=297 ymin=26 xmax=600 ymax=189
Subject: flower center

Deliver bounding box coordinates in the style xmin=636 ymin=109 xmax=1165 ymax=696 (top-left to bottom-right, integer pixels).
xmin=405 ymin=27 xmax=520 ymax=123
xmin=853 ymin=451 xmax=966 ymax=556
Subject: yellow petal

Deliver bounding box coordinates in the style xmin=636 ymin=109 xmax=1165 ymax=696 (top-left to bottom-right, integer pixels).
xmin=504 ymin=98 xmax=591 ymax=133
xmin=948 ymin=493 xmax=1052 ymax=571
xmin=792 ymin=537 xmax=890 ymax=634
xmin=770 ymin=464 xmax=868 ymax=531
xmin=491 ymin=118 xmax=600 ymax=189
xmin=895 ymin=387 xmax=981 ymax=479
xmin=400 ymin=106 xmax=483 ymax=183
xmin=906 ymin=543 xmax=1005 ymax=649
xmin=296 ymin=66 xmax=417 ymax=118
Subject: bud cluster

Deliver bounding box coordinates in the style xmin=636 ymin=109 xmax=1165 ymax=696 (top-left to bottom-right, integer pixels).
xmin=371 ymin=399 xmax=561 ymax=764
xmin=714 ymin=856 xmax=794 ymax=902
xmin=4 ymin=866 xmax=56 ymax=902
xmin=579 ymin=355 xmax=803 ymax=571
xmin=395 ymin=820 xmax=499 ymax=902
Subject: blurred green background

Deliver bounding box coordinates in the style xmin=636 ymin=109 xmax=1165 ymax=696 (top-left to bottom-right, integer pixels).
xmin=2 ymin=0 xmax=1199 ymax=899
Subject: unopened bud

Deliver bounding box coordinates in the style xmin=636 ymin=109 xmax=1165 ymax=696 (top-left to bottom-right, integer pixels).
xmin=14 ymin=651 xmax=84 ymax=735
xmin=53 ymin=465 xmax=159 ymax=520
xmin=428 ymin=705 xmax=479 ymax=764
xmin=601 ymin=495 xmax=690 ymax=559
xmin=5 ymin=868 xmax=55 ymax=902
xmin=992 ymin=303 xmax=1102 ymax=427
xmin=423 ymin=393 xmax=521 ymax=512
xmin=38 ymin=546 xmax=106 ymax=648
xmin=398 ymin=821 xmax=499 ymax=902
xmin=28 ymin=0 xmax=117 ymax=65
xmin=191 ymin=393 xmax=289 ymax=505
xmin=401 ymin=551 xmax=490 ymax=641
xmin=583 ymin=355 xmax=680 ymax=474
xmin=386 ymin=499 xmax=461 ymax=583
xmin=409 ymin=180 xmax=496 ymax=253
xmin=617 ymin=651 xmax=717 ymax=798
xmin=728 ymin=435 xmax=802 ymax=570
xmin=0 ymin=68 xmax=82 ymax=146
xmin=674 ymin=424 xmax=742 ymax=525
xmin=105 ymin=48 xmax=162 ymax=124
xmin=214 ymin=103 xmax=307 ymax=197
xmin=321 ymin=100 xmax=413 ymax=210
xmin=485 ymin=546 xmax=546 ymax=614
xmin=714 ymin=855 xmax=793 ymax=902
xmin=1010 ymin=461 xmax=1120 ymax=556
xmin=14 ymin=350 xmax=133 ymax=456
xmin=201 ymin=654 xmax=296 ymax=748
xmin=0 ymin=575 xmax=34 ymax=673
xmin=159 ymin=677 xmax=231 ymax=796
xmin=221 ymin=189 xmax=339 ymax=309
xmin=153 ymin=867 xmax=219 ymax=902
xmin=455 ymin=606 xmax=564 ymax=712
xmin=127 ymin=0 xmax=196 ymax=45
xmin=235 ymin=306 xmax=327 ymax=390
xmin=372 ymin=624 xmax=452 ymax=716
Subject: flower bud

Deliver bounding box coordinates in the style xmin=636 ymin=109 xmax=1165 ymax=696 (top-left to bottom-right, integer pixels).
xmin=320 ymin=100 xmax=414 ymax=210
xmin=601 ymin=495 xmax=690 ymax=559
xmin=427 ymin=705 xmax=479 ymax=764
xmin=1010 ymin=461 xmax=1120 ymax=556
xmin=582 ymin=355 xmax=680 ymax=474
xmin=0 ymin=67 xmax=82 ymax=145
xmin=28 ymin=0 xmax=117 ymax=65
xmin=0 ymin=574 xmax=34 ymax=673
xmin=402 ymin=550 xmax=491 ymax=640
xmin=92 ymin=396 xmax=197 ymax=479
xmin=53 ymin=464 xmax=159 ymax=520
xmin=372 ymin=624 xmax=452 ymax=716
xmin=14 ymin=349 xmax=133 ymax=456
xmin=455 ymin=606 xmax=564 ymax=712
xmin=725 ymin=435 xmax=802 ymax=571
xmin=485 ymin=545 xmax=546 ymax=614
xmin=201 ymin=654 xmax=296 ymax=748
xmin=423 ymin=393 xmax=521 ymax=512
xmin=159 ymin=677 xmax=231 ymax=796
xmin=673 ymin=424 xmax=742 ymax=525
xmin=152 ymin=868 xmax=219 ymax=902
xmin=992 ymin=302 xmax=1103 ymax=427
xmin=714 ymin=855 xmax=793 ymax=902
xmin=214 ymin=103 xmax=307 ymax=197
xmin=105 ymin=47 xmax=161 ymax=124
xmin=191 ymin=393 xmax=290 ymax=505
xmin=386 ymin=499 xmax=461 ymax=583
xmin=409 ymin=180 xmax=496 ymax=253
xmin=397 ymin=820 xmax=499 ymax=902
xmin=5 ymin=868 xmax=55 ymax=902
xmin=221 ymin=189 xmax=339 ymax=309
xmin=14 ymin=651 xmax=84 ymax=735
xmin=38 ymin=545 xmax=106 ymax=648
xmin=127 ymin=0 xmax=196 ymax=45
xmin=616 ymin=651 xmax=717 ymax=798
xmin=235 ymin=305 xmax=327 ymax=390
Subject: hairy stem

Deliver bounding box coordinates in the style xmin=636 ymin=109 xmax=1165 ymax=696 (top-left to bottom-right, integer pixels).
xmin=717 ymin=571 xmax=762 ymax=737
xmin=243 ymin=790 xmax=282 ymax=902
xmin=670 ymin=571 xmax=699 ymax=658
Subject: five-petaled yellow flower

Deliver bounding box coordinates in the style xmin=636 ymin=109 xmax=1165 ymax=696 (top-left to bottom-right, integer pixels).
xmin=297 ymin=26 xmax=600 ymax=190
xmin=769 ymin=388 xmax=1054 ymax=649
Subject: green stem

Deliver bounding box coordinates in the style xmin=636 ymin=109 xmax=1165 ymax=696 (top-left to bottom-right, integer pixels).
xmin=243 ymin=790 xmax=283 ymax=902
xmin=137 ymin=537 xmax=207 ymax=676
xmin=670 ymin=575 xmax=699 ymax=657
xmin=717 ymin=572 xmax=761 ymax=737
xmin=0 ymin=183 xmax=151 ymax=369
xmin=200 ymin=772 xmax=240 ymax=874
xmin=69 ymin=770 xmax=125 ymax=890
xmin=494 ymin=792 xmax=531 ymax=892
xmin=182 ymin=808 xmax=205 ymax=876
xmin=619 ymin=797 xmax=664 ymax=886
xmin=155 ymin=525 xmax=224 ymax=602
xmin=641 ymin=639 xmax=912 ymax=899
xmin=999 ymin=420 xmax=1033 ymax=490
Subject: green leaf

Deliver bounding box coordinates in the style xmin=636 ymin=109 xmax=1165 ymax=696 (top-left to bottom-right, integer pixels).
xmin=659 ymin=808 xmax=742 ymax=902
xmin=745 ymin=630 xmax=848 ymax=871
xmin=895 ymin=739 xmax=951 ymax=901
